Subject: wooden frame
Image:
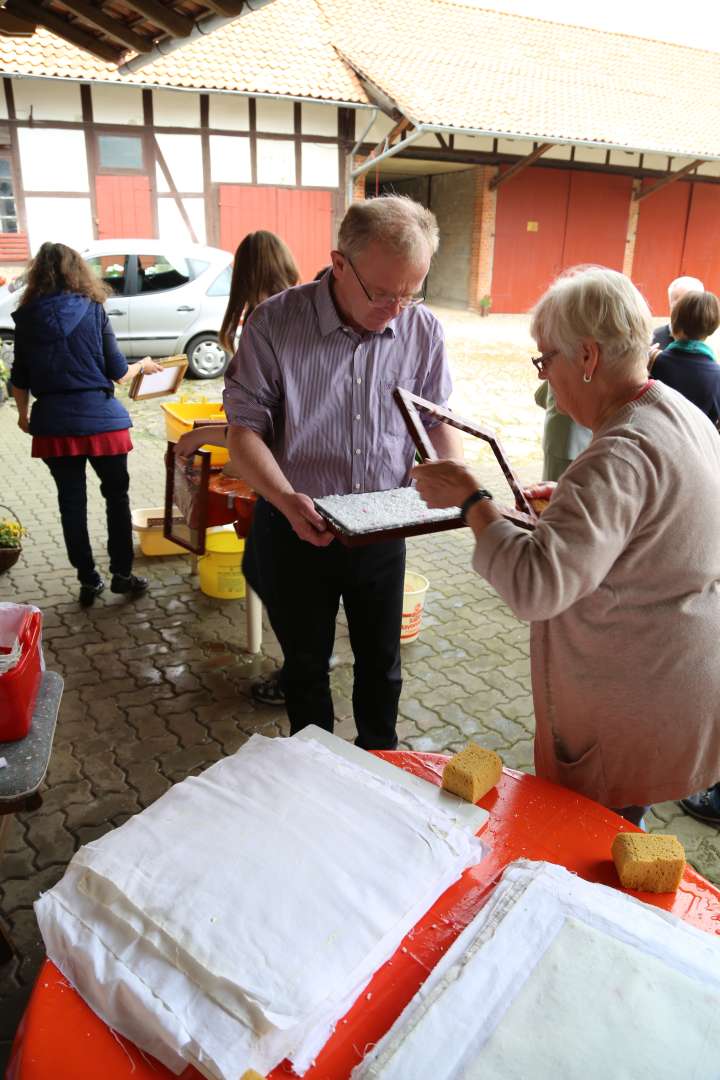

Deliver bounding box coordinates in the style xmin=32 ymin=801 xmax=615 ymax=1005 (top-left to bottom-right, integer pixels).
xmin=129 ymin=355 xmax=188 ymax=400
xmin=163 ymin=442 xmax=211 ymax=554
xmin=393 ymin=387 xmax=537 ymax=529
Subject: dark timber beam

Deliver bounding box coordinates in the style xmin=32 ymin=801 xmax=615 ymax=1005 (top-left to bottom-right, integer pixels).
xmin=634 ymin=159 xmax=705 ymax=202
xmin=6 ymin=0 xmax=124 ymax=62
xmin=489 ymin=142 xmax=555 ymax=190
xmin=0 ymin=10 xmax=36 ymax=34
xmin=121 ymin=0 xmax=194 ymax=38
xmin=201 ymin=0 xmax=248 ymax=14
xmin=59 ymin=1 xmax=154 ymax=53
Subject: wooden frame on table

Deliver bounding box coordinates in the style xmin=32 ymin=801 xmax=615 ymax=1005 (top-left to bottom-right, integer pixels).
xmin=129 ymin=355 xmax=188 ymax=401
xmin=393 ymin=387 xmax=538 ymax=530
xmin=163 ymin=442 xmax=212 ymax=554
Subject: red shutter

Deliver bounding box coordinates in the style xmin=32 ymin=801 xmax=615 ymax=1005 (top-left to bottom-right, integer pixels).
xmin=95 ymin=176 xmax=153 ymax=239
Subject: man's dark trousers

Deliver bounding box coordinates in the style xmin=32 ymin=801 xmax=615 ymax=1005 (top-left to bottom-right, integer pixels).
xmin=244 ymin=498 xmax=405 ymax=749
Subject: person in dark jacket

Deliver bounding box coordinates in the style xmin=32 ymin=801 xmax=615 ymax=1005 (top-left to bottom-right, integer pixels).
xmin=10 ymin=241 xmax=162 ymax=606
xmin=651 ymin=290 xmax=720 ymax=422
xmin=650 ymin=274 xmax=704 ymax=354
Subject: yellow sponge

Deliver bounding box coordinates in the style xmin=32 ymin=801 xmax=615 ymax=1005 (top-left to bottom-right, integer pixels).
xmin=611 ymin=832 xmax=686 ymax=893
xmin=442 ymin=743 xmax=503 ymax=803
xmin=240 ymin=1071 xmax=266 ymax=1080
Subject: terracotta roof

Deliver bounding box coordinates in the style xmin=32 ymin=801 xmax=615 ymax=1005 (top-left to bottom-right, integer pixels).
xmin=0 ymin=0 xmax=368 ymax=105
xmin=318 ymin=0 xmax=720 ymax=159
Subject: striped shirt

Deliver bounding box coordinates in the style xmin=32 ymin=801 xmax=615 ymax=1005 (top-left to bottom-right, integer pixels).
xmin=223 ymin=271 xmax=452 ymax=498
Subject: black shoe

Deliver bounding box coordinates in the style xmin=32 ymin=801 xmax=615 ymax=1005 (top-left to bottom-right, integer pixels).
xmin=251 ymin=670 xmax=286 ymax=706
xmin=679 ymin=784 xmax=720 ymax=825
xmin=79 ymin=579 xmax=105 ymax=607
xmin=110 ymin=573 xmax=149 ymax=596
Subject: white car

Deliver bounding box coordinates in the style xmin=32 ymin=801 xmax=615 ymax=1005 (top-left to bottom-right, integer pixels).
xmin=0 ymin=239 xmax=234 ymax=379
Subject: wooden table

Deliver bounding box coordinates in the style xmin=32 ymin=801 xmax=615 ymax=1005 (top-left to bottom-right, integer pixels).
xmin=7 ymin=751 xmax=720 ymax=1079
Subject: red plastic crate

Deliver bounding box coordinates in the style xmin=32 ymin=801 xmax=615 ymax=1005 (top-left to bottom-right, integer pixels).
xmin=0 ymin=609 xmax=43 ymax=741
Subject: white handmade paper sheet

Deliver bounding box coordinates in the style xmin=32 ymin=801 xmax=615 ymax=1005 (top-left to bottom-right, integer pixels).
xmin=353 ymin=860 xmax=720 ymax=1080
xmin=36 ymin=734 xmax=485 ymax=1079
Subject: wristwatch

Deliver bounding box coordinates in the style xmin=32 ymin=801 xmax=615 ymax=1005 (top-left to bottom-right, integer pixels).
xmin=138 ymin=361 xmax=145 ymax=375
xmin=460 ymin=488 xmax=493 ymax=523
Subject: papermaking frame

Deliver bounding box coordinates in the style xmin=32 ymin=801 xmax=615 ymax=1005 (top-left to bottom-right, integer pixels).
xmin=129 ymin=355 xmax=189 ymax=401
xmin=163 ymin=442 xmax=211 ymax=554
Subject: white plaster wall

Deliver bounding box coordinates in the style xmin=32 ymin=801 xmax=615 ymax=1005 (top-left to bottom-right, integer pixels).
xmin=0 ymin=87 xmax=7 ymax=121
xmin=25 ymin=197 xmax=93 ymax=253
xmin=209 ymin=135 xmax=251 ymax=183
xmin=256 ymin=98 xmax=294 ymax=134
xmin=19 ymin=128 xmax=88 ymax=191
xmin=157 ymin=197 xmax=207 ymax=245
xmin=152 ymin=89 xmax=200 ymax=128
xmin=697 ymin=162 xmax=720 ymax=177
xmin=669 ymin=155 xmax=697 ymax=171
xmin=498 ymin=138 xmax=534 ymax=155
xmin=256 ymin=138 xmax=295 ymax=185
xmin=365 ymin=112 xmax=393 ymax=143
xmin=609 ymin=149 xmax=639 ymax=166
xmin=301 ymin=103 xmax=337 ymax=137
xmin=454 ymin=134 xmax=494 ymax=151
xmin=574 ymin=146 xmax=608 ymax=164
xmin=209 ymin=93 xmax=249 ymax=131
xmin=91 ymin=84 xmax=144 ymax=126
xmin=412 ymin=134 xmax=443 ymax=148
xmin=642 ymin=153 xmax=670 ymax=172
xmin=12 ymin=78 xmax=83 ymax=122
xmin=545 ymin=145 xmax=572 ymax=160
xmin=155 ymin=133 xmax=203 ymax=192
xmin=301 ymin=142 xmax=338 ymax=187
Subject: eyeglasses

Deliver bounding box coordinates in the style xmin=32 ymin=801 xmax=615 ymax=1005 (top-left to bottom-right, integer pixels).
xmin=531 ymin=350 xmax=558 ymax=375
xmin=345 ymin=255 xmax=425 ymax=309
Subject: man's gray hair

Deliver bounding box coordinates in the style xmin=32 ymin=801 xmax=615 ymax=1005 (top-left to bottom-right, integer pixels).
xmin=530 ymin=266 xmax=653 ymax=371
xmin=668 ymin=275 xmax=704 ymax=298
xmin=338 ymin=195 xmax=439 ymax=262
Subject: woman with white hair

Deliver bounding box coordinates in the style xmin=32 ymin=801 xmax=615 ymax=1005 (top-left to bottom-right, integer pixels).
xmin=413 ymin=266 xmax=720 ymax=826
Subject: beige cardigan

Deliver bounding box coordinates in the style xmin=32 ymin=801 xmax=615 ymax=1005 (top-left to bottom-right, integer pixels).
xmin=473 ymin=382 xmax=720 ymax=808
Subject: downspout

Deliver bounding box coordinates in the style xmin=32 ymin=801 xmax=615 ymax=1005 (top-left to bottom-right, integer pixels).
xmin=348 ymin=126 xmax=428 ymax=201
xmin=117 ymin=1 xmax=277 ymax=75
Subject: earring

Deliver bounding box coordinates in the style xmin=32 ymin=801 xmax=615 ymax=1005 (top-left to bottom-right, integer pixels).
xmin=583 ymin=372 xmax=592 ymax=384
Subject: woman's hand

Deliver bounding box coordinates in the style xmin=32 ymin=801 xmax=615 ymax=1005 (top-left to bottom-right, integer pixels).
xmin=411 ymin=459 xmax=479 ymax=509
xmin=176 ymin=427 xmax=217 ymax=461
xmin=17 ymin=414 xmax=30 ymax=434
xmin=523 ymin=481 xmax=556 ymax=502
xmin=136 ymin=357 xmax=163 ymax=376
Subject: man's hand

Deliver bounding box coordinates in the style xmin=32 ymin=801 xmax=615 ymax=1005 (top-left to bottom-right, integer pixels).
xmin=277 ymin=492 xmax=334 ymax=547
xmin=411 ymin=459 xmax=479 ymax=508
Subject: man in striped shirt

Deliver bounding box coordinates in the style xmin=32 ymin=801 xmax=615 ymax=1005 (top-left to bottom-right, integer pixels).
xmin=223 ymin=195 xmax=461 ymax=749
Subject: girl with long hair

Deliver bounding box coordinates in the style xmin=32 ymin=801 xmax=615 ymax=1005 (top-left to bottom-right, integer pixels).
xmin=11 ymin=241 xmax=162 ymax=606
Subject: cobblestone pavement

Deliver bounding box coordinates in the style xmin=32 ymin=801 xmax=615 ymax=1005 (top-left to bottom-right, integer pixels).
xmin=1 ymin=311 xmax=719 ymax=1064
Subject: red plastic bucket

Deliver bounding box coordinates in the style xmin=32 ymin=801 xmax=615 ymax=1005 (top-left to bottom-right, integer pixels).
xmin=0 ymin=608 xmax=43 ymax=741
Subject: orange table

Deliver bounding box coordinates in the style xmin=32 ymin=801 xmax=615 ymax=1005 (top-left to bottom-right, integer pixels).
xmin=8 ymin=755 xmax=720 ymax=1080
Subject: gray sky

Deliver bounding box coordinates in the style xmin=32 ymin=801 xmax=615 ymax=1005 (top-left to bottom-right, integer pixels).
xmin=460 ymin=0 xmax=720 ymax=52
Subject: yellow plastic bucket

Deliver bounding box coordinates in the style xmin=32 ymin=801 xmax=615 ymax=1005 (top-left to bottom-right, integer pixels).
xmin=198 ymin=530 xmax=246 ymax=599
xmin=161 ymin=401 xmax=229 ymax=466
xmin=401 ymin=571 xmax=429 ymax=645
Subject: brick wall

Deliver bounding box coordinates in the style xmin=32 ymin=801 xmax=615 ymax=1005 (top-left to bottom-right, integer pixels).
xmin=468 ymin=166 xmax=497 ymax=312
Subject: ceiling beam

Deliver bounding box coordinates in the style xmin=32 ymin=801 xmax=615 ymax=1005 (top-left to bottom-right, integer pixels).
xmin=59 ymin=0 xmax=154 ymax=53
xmin=633 ymin=159 xmax=705 ymax=202
xmin=0 ymin=10 xmax=36 ymax=35
xmin=120 ymin=1 xmax=194 ymax=38
xmin=489 ymin=142 xmax=555 ymax=190
xmin=5 ymin=0 xmax=125 ymax=62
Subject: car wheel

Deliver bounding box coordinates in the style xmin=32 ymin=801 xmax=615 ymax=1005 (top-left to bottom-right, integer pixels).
xmin=185 ymin=333 xmax=229 ymax=379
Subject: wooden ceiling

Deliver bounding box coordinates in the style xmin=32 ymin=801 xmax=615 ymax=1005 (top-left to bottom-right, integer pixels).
xmin=0 ymin=1 xmax=255 ymax=65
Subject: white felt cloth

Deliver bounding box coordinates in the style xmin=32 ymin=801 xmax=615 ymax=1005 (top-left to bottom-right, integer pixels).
xmin=36 ymin=734 xmax=484 ymax=1079
xmin=353 ymin=860 xmax=720 ymax=1080
xmin=315 ymin=487 xmax=460 ymax=535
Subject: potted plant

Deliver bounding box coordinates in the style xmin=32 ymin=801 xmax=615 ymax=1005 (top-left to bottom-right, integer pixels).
xmin=0 ymin=505 xmax=26 ymax=572
xmin=479 ymin=294 xmax=492 ymax=318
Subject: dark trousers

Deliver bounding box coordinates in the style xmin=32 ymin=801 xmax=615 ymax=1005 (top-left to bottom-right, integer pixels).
xmin=45 ymin=453 xmax=134 ymax=584
xmin=244 ymin=498 xmax=405 ymax=749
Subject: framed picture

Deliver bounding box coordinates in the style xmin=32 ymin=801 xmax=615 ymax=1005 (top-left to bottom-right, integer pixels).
xmin=129 ymin=355 xmax=188 ymax=401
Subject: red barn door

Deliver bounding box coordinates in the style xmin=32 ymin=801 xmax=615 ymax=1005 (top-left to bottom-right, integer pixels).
xmin=218 ymin=185 xmax=334 ymax=282
xmin=95 ymin=176 xmax=153 ymax=239
xmin=561 ymin=172 xmax=632 ymax=271
xmin=632 ymin=182 xmax=690 ymax=314
xmin=682 ymin=183 xmax=720 ymax=296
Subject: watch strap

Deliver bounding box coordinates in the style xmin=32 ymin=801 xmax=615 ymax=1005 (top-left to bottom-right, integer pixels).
xmin=460 ymin=488 xmax=493 ymax=523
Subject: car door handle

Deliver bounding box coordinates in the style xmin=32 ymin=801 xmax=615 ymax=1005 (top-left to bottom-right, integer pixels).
xmin=107 ymin=309 xmax=124 ymax=316
xmin=176 ymin=305 xmax=195 ymax=312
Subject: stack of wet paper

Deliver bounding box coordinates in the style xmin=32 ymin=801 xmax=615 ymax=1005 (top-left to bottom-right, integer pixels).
xmin=353 ymin=860 xmax=720 ymax=1080
xmin=35 ymin=734 xmax=484 ymax=1079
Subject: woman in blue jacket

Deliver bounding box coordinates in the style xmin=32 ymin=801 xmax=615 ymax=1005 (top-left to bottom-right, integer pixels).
xmin=10 ymin=242 xmax=162 ymax=606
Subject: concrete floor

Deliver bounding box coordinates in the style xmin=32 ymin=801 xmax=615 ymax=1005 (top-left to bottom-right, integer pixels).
xmin=1 ymin=310 xmax=718 ymax=1068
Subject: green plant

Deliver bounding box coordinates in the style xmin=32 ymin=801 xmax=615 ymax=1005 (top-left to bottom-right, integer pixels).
xmin=479 ymin=294 xmax=492 ymax=310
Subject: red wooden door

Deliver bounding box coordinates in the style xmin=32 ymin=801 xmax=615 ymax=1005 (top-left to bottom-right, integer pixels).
xmin=561 ymin=172 xmax=632 ymax=271
xmin=492 ymin=168 xmax=569 ymax=312
xmin=682 ymin=183 xmax=720 ymax=296
xmin=632 ymin=181 xmax=690 ymax=314
xmin=218 ymin=185 xmax=333 ymax=282
xmin=95 ymin=176 xmax=153 ymax=239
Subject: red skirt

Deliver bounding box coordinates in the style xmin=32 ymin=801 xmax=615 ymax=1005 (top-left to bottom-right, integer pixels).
xmin=32 ymin=430 xmax=133 ymax=459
